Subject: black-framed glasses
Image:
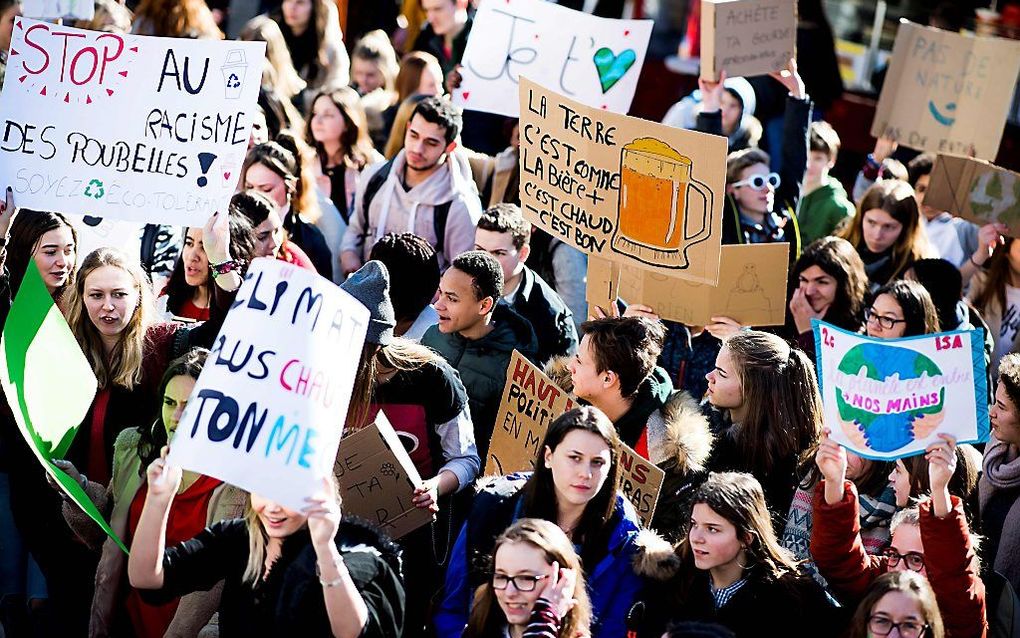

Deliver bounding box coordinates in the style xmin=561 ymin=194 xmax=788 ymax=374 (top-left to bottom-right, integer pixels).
xmin=865 ymin=308 xmax=908 ymax=330
xmin=492 ymin=573 xmax=548 ymax=592
xmin=868 ymin=615 xmax=929 ymax=637
xmin=881 ymin=548 xmax=925 ymax=572
xmin=731 ymin=172 xmax=781 ymax=191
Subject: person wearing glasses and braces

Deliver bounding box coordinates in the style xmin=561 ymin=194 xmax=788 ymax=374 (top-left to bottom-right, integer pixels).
xmin=864 ymin=280 xmax=940 ymax=340
xmin=811 ymin=425 xmax=988 ymax=638
xmin=715 ymin=58 xmax=811 ymax=262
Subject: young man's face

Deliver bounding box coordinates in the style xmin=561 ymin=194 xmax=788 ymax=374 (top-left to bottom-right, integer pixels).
xmin=913 ymin=173 xmax=938 ymax=219
xmin=422 ymin=0 xmax=459 ymax=36
xmin=569 ymin=335 xmax=611 ymax=402
xmin=719 ymin=91 xmax=742 ymax=135
xmin=404 ymin=113 xmax=453 ymax=173
xmin=434 ymin=267 xmax=491 ymax=334
xmin=474 ymin=228 xmax=529 ymax=289
xmin=806 ymin=150 xmax=833 ymax=182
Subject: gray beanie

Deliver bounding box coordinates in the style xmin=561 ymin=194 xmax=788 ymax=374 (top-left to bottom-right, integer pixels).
xmin=340 ymin=260 xmax=396 ymax=346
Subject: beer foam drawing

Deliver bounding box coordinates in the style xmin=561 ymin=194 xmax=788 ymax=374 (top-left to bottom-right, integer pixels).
xmin=611 ymin=137 xmax=714 ymax=269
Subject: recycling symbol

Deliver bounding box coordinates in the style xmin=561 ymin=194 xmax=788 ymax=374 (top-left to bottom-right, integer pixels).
xmin=84 ymin=179 xmax=105 ymax=199
xmin=226 ymin=73 xmax=240 ymax=89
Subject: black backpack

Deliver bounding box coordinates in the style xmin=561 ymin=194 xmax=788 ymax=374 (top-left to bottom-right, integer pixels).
xmin=358 ymin=159 xmax=452 ymax=254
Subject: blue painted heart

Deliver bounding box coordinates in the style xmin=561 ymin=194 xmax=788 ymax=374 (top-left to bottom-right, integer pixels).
xmin=592 ymin=47 xmax=636 ymax=94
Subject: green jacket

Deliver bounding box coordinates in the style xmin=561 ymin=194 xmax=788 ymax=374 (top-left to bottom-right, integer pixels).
xmin=797 ymin=177 xmax=856 ymax=246
xmin=422 ymin=301 xmax=538 ymax=462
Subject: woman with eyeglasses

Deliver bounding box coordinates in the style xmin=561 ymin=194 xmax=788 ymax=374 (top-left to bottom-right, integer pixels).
xmin=435 ymin=407 xmax=646 ymax=638
xmin=810 ymin=430 xmax=987 ymax=638
xmin=865 ymin=280 xmax=940 ymax=340
xmin=840 ymin=180 xmax=934 ymax=291
xmin=632 ymin=472 xmax=838 ymax=637
xmin=463 ymin=518 xmax=591 ymax=638
xmin=847 ymin=571 xmax=944 ymax=638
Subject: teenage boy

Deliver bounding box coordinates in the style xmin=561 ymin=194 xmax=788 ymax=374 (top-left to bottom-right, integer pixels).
xmin=797 ymin=121 xmax=856 ymax=244
xmin=369 ymin=232 xmax=441 ymax=341
xmin=341 ymin=96 xmax=481 ymax=275
xmin=562 ymin=316 xmax=713 ymax=538
xmin=474 ymin=203 xmax=577 ymax=364
xmin=422 ymin=251 xmax=538 ymax=461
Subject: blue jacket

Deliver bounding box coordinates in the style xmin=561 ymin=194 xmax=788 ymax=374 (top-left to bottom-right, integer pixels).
xmin=434 ymin=474 xmax=644 ymax=637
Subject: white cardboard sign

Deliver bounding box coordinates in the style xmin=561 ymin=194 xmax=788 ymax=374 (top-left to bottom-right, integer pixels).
xmin=169 ymin=258 xmax=370 ymax=510
xmin=22 ymin=0 xmax=95 ymax=19
xmin=453 ymin=0 xmax=652 ymax=117
xmin=0 ymin=19 xmax=264 ymax=225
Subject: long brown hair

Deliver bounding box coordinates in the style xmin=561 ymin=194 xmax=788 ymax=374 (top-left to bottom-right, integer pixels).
xmin=792 ymin=236 xmax=868 ymax=332
xmin=464 ymin=518 xmax=593 ymax=638
xmin=724 ymin=331 xmax=822 ymax=478
xmin=840 ymin=180 xmax=931 ymax=281
xmin=518 ymin=407 xmax=622 ymax=570
xmin=679 ymin=472 xmax=802 ymax=583
xmin=270 ymin=0 xmax=333 ymax=82
xmin=66 ymin=248 xmax=154 ymax=390
xmin=239 ymin=15 xmax=307 ymax=102
xmin=242 ymin=138 xmax=321 ymax=224
xmin=394 ymin=51 xmax=443 ymax=104
xmin=846 ymin=571 xmax=944 ymax=638
xmin=6 ymin=209 xmax=78 ymax=302
xmin=132 ymin=0 xmax=221 ymax=38
xmin=305 ymin=87 xmax=377 ymax=170
xmin=971 ymin=237 xmax=1016 ymax=320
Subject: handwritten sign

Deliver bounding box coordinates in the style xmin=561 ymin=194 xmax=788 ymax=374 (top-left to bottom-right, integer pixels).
xmin=453 ymin=0 xmax=652 ymax=117
xmin=22 ymin=0 xmax=94 ymax=19
xmin=520 ymin=78 xmax=727 ymax=285
xmin=487 ymin=350 xmax=662 ymax=525
xmin=0 ymin=19 xmax=264 ymax=224
xmin=335 ymin=413 xmax=434 ymax=540
xmin=813 ymin=320 xmax=989 ymax=461
xmin=169 ymin=258 xmax=369 ymax=510
xmin=871 ymin=21 xmax=1020 ymax=161
xmin=925 ymin=154 xmax=1020 ymax=236
xmin=700 ymin=0 xmax=797 ymax=80
xmin=586 ymin=243 xmax=789 ymax=326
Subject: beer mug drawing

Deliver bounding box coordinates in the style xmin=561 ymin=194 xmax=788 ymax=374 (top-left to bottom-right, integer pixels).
xmin=612 ymin=137 xmax=714 ymax=269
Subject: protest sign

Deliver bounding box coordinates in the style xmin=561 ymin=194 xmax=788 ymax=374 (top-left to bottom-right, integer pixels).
xmin=870 ymin=20 xmax=1020 ymax=161
xmin=453 ymin=0 xmax=652 ymax=118
xmin=0 ymin=19 xmax=264 ymax=225
xmin=22 ymin=0 xmax=94 ymax=19
xmin=586 ymin=243 xmax=789 ymax=326
xmin=169 ymin=258 xmax=370 ymax=511
xmin=335 ymin=413 xmax=434 ymax=540
xmin=0 ymin=263 xmax=126 ymax=552
xmin=700 ymin=0 xmax=797 ymax=80
xmin=813 ymin=320 xmax=989 ymax=461
xmin=520 ymin=77 xmax=727 ymax=285
xmin=925 ymin=154 xmax=1020 ymax=236
xmin=487 ymin=350 xmax=662 ymax=525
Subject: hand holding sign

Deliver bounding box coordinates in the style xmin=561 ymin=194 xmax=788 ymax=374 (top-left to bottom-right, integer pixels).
xmin=0 ymin=187 xmax=17 ymax=238
xmin=304 ymin=477 xmax=343 ymax=550
xmin=767 ymin=58 xmax=805 ymax=99
xmin=815 ymin=429 xmax=848 ymax=505
xmin=146 ymin=446 xmax=183 ymax=501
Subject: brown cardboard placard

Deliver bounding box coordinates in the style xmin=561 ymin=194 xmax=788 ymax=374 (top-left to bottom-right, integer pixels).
xmin=586 ymin=243 xmax=790 ymax=326
xmin=486 ymin=351 xmax=663 ymax=526
xmin=335 ymin=412 xmax=434 ymax=539
xmin=925 ymin=154 xmax=1020 ymax=236
xmin=870 ymin=21 xmax=1020 ymax=161
xmin=700 ymin=0 xmax=797 ymax=80
xmin=520 ymin=77 xmax=727 ymax=285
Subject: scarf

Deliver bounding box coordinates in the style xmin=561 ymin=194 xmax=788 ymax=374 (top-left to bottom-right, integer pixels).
xmin=983 ymin=437 xmax=1020 ymax=489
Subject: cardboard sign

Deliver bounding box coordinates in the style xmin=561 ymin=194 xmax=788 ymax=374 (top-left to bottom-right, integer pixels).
xmin=586 ymin=243 xmax=790 ymax=326
xmin=453 ymin=0 xmax=652 ymax=117
xmin=870 ymin=21 xmax=1020 ymax=161
xmin=0 ymin=19 xmax=264 ymax=225
xmin=925 ymin=154 xmax=1020 ymax=236
xmin=335 ymin=413 xmax=434 ymax=540
xmin=700 ymin=0 xmax=797 ymax=80
xmin=22 ymin=0 xmax=94 ymax=19
xmin=487 ymin=350 xmax=663 ymax=526
xmin=0 ymin=263 xmax=127 ymax=552
xmin=169 ymin=259 xmax=370 ymax=511
xmin=520 ymin=77 xmax=727 ymax=285
xmin=813 ymin=320 xmax=989 ymax=461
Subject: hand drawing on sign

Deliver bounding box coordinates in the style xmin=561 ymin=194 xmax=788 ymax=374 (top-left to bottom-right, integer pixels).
xmin=969 ymin=170 xmax=1020 ymax=226
xmin=593 ymin=47 xmax=636 ymax=93
xmin=725 ymin=264 xmax=771 ymax=315
xmin=221 ymin=50 xmax=248 ymax=99
xmin=834 ymin=343 xmax=946 ymax=452
xmin=611 ymin=137 xmax=715 ymax=269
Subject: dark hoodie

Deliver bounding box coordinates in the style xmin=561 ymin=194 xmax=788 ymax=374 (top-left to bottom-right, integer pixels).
xmin=422 ymin=301 xmax=538 ymax=461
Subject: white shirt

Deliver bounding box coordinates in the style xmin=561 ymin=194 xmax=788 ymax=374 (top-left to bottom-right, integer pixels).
xmin=996 ymin=284 xmax=1020 ymax=364
xmin=922 ymin=213 xmax=966 ymax=267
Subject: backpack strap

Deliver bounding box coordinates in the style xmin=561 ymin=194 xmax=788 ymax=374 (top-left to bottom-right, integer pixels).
xmin=433 ymin=201 xmax=451 ymax=256
xmin=358 ymin=159 xmax=395 ymax=240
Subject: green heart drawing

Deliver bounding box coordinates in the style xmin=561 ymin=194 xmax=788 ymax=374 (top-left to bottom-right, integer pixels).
xmin=593 ymin=47 xmax=637 ymax=94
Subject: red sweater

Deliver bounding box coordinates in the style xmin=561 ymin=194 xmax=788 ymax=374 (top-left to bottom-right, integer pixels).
xmin=811 ymin=481 xmax=987 ymax=638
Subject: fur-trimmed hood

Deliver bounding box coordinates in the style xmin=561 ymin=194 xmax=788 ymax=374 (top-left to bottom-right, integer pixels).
xmin=543 ymin=357 xmax=714 ymax=475
xmin=631 ymin=527 xmax=682 ymax=581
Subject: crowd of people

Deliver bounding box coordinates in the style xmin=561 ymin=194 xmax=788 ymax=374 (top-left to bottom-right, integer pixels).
xmin=0 ymin=0 xmax=1018 ymax=637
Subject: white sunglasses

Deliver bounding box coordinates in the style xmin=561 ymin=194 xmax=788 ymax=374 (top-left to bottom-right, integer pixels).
xmin=731 ymin=172 xmax=781 ymax=191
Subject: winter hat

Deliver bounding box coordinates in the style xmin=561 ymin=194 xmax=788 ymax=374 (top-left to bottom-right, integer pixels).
xmin=722 ymin=76 xmax=757 ymax=118
xmin=340 ymin=260 xmax=396 ymax=346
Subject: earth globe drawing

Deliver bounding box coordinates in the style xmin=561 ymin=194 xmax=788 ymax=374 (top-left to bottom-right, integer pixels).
xmin=835 ymin=343 xmax=945 ymax=452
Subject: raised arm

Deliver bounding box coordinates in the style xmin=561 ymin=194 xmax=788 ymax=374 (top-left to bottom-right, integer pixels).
xmin=127 ymin=447 xmax=182 ymax=590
